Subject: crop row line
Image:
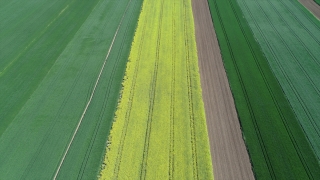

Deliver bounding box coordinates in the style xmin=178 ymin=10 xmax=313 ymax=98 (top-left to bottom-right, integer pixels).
xmin=76 ymin=1 xmax=140 ymax=179
xmin=267 ymin=0 xmax=320 ymax=67
xmin=284 ymin=0 xmax=320 ymax=43
xmin=265 ymin=0 xmax=320 ymax=146
xmin=252 ymin=0 xmax=320 ymax=145
xmin=241 ymin=0 xmax=315 ymax=177
xmin=21 ymin=5 xmax=106 ymax=175
xmin=253 ymin=0 xmax=320 ymax=99
xmin=211 ymin=0 xmax=276 ymax=178
xmin=240 ymin=0 xmax=315 ymax=177
xmin=52 ymin=0 xmax=134 ymax=178
xmin=183 ymin=0 xmax=198 ymax=179
xmin=169 ymin=0 xmax=176 ymax=179
xmin=139 ymin=0 xmax=164 ymax=179
xmin=112 ymin=2 xmax=147 ymax=179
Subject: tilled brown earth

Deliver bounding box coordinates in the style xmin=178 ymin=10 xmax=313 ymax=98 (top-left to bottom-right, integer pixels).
xmin=191 ymin=0 xmax=255 ymax=179
xmin=299 ymin=0 xmax=320 ymax=19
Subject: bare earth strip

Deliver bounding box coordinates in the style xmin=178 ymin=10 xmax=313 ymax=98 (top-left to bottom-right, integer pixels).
xmin=191 ymin=0 xmax=255 ymax=179
xmin=299 ymin=0 xmax=320 ymax=19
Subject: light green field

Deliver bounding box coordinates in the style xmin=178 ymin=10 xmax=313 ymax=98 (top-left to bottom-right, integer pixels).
xmin=0 ymin=0 xmax=143 ymax=179
xmin=100 ymin=0 xmax=213 ymax=179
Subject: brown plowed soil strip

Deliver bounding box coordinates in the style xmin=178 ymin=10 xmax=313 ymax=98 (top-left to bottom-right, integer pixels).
xmin=191 ymin=0 xmax=255 ymax=179
xmin=299 ymin=0 xmax=320 ymax=19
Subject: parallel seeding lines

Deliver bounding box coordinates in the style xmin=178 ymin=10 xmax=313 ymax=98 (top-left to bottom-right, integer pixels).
xmin=112 ymin=1 xmax=149 ymax=178
xmin=253 ymin=0 xmax=320 ymax=139
xmin=76 ymin=1 xmax=140 ymax=179
xmin=211 ymin=0 xmax=276 ymax=178
xmin=264 ymin=0 xmax=320 ymax=164
xmin=241 ymin=0 xmax=320 ymax=164
xmin=169 ymin=0 xmax=176 ymax=179
xmin=283 ymin=0 xmax=320 ymax=43
xmin=239 ymin=1 xmax=313 ymax=178
xmin=53 ymin=0 xmax=132 ymax=179
xmin=139 ymin=0 xmax=164 ymax=179
xmin=183 ymin=0 xmax=198 ymax=179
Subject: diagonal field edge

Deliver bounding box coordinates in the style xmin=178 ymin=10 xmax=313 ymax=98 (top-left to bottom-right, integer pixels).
xmin=53 ymin=0 xmax=132 ymax=179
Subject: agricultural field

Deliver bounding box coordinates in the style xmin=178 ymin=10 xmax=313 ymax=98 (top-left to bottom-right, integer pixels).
xmin=208 ymin=0 xmax=320 ymax=179
xmin=0 ymin=0 xmax=143 ymax=179
xmin=237 ymin=0 xmax=320 ymax=161
xmin=191 ymin=0 xmax=254 ymax=179
xmin=314 ymin=0 xmax=320 ymax=5
xmin=2 ymin=0 xmax=320 ymax=179
xmin=99 ymin=0 xmax=213 ymax=179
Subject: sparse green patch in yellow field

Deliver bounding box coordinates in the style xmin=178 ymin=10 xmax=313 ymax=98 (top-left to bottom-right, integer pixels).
xmin=99 ymin=0 xmax=213 ymax=179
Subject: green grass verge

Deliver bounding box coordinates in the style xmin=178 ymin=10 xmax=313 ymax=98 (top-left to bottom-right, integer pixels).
xmin=100 ymin=0 xmax=213 ymax=179
xmin=207 ymin=0 xmax=320 ymax=179
xmin=236 ymin=0 xmax=320 ymax=162
xmin=0 ymin=0 xmax=142 ymax=179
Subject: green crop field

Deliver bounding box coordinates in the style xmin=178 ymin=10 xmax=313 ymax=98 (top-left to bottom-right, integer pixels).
xmin=0 ymin=0 xmax=142 ymax=179
xmin=207 ymin=0 xmax=320 ymax=178
xmin=99 ymin=0 xmax=213 ymax=179
xmin=3 ymin=0 xmax=319 ymax=178
xmin=237 ymin=0 xmax=320 ymax=162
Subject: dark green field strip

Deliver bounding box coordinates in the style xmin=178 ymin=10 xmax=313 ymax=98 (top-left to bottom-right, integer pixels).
xmin=0 ymin=0 xmax=142 ymax=179
xmin=237 ymin=0 xmax=320 ymax=161
xmin=0 ymin=0 xmax=102 ymax=136
xmin=207 ymin=0 xmax=320 ymax=179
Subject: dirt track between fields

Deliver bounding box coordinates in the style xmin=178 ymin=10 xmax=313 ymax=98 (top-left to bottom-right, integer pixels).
xmin=191 ymin=0 xmax=255 ymax=179
xmin=299 ymin=0 xmax=320 ymax=19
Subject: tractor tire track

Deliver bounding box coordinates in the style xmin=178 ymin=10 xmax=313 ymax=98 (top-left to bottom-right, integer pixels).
xmin=112 ymin=1 xmax=149 ymax=178
xmin=139 ymin=0 xmax=164 ymax=179
xmin=211 ymin=0 xmax=276 ymax=178
xmin=183 ymin=0 xmax=198 ymax=179
xmin=243 ymin=0 xmax=320 ymax=145
xmin=169 ymin=0 xmax=176 ymax=179
xmin=75 ymin=1 xmax=140 ymax=179
xmin=241 ymin=0 xmax=320 ymax=169
xmin=53 ymin=0 xmax=133 ymax=178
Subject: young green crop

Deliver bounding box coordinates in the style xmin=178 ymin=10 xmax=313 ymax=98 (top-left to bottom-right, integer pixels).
xmin=99 ymin=0 xmax=213 ymax=179
xmin=237 ymin=0 xmax=320 ymax=162
xmin=207 ymin=0 xmax=320 ymax=178
xmin=0 ymin=0 xmax=143 ymax=179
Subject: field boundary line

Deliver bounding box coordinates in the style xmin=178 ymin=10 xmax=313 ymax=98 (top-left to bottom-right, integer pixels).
xmin=111 ymin=1 xmax=153 ymax=178
xmin=139 ymin=0 xmax=164 ymax=179
xmin=52 ymin=0 xmax=132 ymax=179
xmin=211 ymin=0 xmax=276 ymax=178
xmin=76 ymin=0 xmax=141 ymax=178
xmin=241 ymin=0 xmax=319 ymax=174
xmin=250 ymin=0 xmax=320 ymax=141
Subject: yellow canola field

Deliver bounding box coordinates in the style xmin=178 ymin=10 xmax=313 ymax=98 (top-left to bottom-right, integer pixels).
xmin=100 ymin=0 xmax=213 ymax=179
